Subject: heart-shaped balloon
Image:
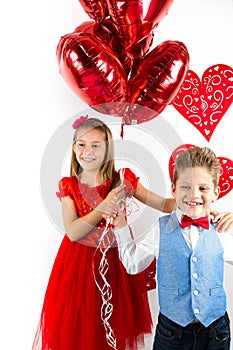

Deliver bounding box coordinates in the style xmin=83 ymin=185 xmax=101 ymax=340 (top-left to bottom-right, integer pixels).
xmin=172 ymin=64 xmax=233 ymax=141
xmin=124 ymin=40 xmax=189 ymax=124
xmin=57 ymin=0 xmax=186 ymax=125
xmin=78 ymin=0 xmax=108 ymax=22
xmin=78 ymin=0 xmax=174 ymax=50
xmin=169 ymin=144 xmax=233 ymax=200
xmin=57 ymin=34 xmax=189 ymax=123
xmin=57 ymin=30 xmax=128 ymax=106
xmin=74 ymin=21 xmax=133 ymax=71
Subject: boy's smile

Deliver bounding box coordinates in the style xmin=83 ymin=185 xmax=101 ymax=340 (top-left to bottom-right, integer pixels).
xmin=172 ymin=166 xmax=219 ymax=218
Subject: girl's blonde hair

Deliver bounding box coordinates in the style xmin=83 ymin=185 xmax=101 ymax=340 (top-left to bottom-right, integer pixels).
xmin=70 ymin=118 xmax=119 ymax=187
xmin=173 ymin=146 xmax=220 ymax=188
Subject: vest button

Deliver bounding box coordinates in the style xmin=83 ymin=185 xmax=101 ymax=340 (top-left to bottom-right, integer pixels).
xmin=194 ymin=308 xmax=200 ymax=314
xmin=193 ymin=290 xmax=199 ymax=296
xmin=192 ymin=273 xmax=198 ymax=279
xmin=192 ymin=256 xmax=197 ymax=262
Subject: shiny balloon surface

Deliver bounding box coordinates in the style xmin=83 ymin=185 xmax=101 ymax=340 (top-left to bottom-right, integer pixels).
xmin=57 ymin=0 xmax=190 ymax=124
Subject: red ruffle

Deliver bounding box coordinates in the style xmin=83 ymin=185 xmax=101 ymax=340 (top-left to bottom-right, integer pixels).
xmin=121 ymin=168 xmax=139 ymax=197
xmin=56 ymin=168 xmax=139 ymax=200
xmin=33 ymin=237 xmax=153 ymax=350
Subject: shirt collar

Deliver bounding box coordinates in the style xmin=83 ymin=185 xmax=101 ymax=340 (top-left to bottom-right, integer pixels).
xmin=176 ymin=207 xmax=184 ymax=224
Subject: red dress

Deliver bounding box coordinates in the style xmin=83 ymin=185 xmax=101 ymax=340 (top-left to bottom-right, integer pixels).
xmin=32 ymin=168 xmax=153 ymax=350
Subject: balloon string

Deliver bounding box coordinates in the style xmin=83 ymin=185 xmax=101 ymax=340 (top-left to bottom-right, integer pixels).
xmin=119 ymin=167 xmax=125 ymax=185
xmin=93 ymin=218 xmax=117 ymax=350
xmin=92 ymin=126 xmax=138 ymax=349
xmin=120 ymin=122 xmax=125 ymax=139
xmin=119 ymin=154 xmax=139 ymax=217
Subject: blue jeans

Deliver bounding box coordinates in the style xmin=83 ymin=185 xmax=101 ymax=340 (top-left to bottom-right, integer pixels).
xmin=152 ymin=312 xmax=230 ymax=350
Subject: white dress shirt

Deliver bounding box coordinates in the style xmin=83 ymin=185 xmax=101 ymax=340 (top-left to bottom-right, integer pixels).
xmin=114 ymin=208 xmax=233 ymax=275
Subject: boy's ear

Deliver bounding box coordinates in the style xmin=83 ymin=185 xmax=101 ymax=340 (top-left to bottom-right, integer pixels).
xmin=171 ymin=183 xmax=176 ymax=197
xmin=213 ymin=186 xmax=220 ymax=201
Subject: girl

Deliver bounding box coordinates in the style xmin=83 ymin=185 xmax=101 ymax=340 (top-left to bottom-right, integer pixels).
xmin=32 ymin=117 xmax=232 ymax=350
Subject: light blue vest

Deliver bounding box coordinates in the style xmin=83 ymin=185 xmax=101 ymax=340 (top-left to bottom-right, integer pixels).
xmin=157 ymin=212 xmax=226 ymax=327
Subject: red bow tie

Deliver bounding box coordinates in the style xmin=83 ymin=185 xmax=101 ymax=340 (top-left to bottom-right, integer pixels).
xmin=181 ymin=215 xmax=209 ymax=229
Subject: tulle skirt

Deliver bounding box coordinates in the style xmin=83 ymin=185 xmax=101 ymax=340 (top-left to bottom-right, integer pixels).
xmin=32 ymin=235 xmax=153 ymax=350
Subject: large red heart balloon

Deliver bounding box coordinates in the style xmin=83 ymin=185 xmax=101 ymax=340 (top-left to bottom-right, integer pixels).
xmin=75 ymin=0 xmax=175 ymax=70
xmin=172 ymin=65 xmax=233 ymax=141
xmin=57 ymin=0 xmax=185 ymax=125
xmin=74 ymin=21 xmax=131 ymax=71
xmin=124 ymin=40 xmax=189 ymax=124
xmin=169 ymin=144 xmax=233 ymax=200
xmin=57 ymin=30 xmax=128 ymax=106
xmin=57 ymin=34 xmax=189 ymax=123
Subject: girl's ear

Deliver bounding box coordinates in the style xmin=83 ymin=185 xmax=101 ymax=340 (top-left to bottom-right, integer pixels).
xmin=72 ymin=142 xmax=76 ymax=153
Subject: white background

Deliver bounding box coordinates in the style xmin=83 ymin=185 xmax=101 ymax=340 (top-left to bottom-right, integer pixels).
xmin=1 ymin=0 xmax=233 ymax=349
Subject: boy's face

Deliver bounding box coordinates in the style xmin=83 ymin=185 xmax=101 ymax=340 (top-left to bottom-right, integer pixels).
xmin=171 ymin=166 xmax=219 ymax=218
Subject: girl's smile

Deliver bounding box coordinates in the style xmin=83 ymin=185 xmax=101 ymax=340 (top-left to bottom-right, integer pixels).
xmin=73 ymin=128 xmax=106 ymax=173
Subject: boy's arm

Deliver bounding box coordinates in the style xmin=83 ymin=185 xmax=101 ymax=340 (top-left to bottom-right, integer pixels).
xmin=218 ymin=230 xmax=233 ymax=265
xmin=114 ymin=224 xmax=159 ymax=274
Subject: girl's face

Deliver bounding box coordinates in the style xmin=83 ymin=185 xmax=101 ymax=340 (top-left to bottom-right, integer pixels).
xmin=171 ymin=166 xmax=219 ymax=218
xmin=73 ymin=128 xmax=106 ymax=173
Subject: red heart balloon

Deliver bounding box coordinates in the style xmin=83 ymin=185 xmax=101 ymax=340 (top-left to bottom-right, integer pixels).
xmin=57 ymin=31 xmax=189 ymax=123
xmin=143 ymin=0 xmax=174 ymax=32
xmin=74 ymin=21 xmax=133 ymax=72
xmin=106 ymin=0 xmax=143 ymax=49
xmin=78 ymin=0 xmax=174 ymax=50
xmin=169 ymin=144 xmax=233 ymax=200
xmin=57 ymin=30 xmax=128 ymax=106
xmin=57 ymin=0 xmax=189 ymax=124
xmin=78 ymin=0 xmax=108 ymax=22
xmin=123 ymin=40 xmax=189 ymax=124
xmin=172 ymin=64 xmax=233 ymax=141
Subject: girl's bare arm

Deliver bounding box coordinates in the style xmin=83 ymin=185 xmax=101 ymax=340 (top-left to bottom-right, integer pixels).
xmin=133 ymin=182 xmax=176 ymax=213
xmin=62 ymin=184 xmax=125 ymax=241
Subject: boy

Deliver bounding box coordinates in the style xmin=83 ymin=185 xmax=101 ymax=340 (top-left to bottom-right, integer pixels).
xmin=111 ymin=147 xmax=233 ymax=350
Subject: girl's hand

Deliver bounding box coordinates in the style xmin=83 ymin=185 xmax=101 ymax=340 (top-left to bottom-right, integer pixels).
xmin=96 ymin=184 xmax=125 ymax=214
xmin=95 ymin=185 xmax=125 ymax=217
xmin=106 ymin=184 xmax=125 ymax=203
xmin=102 ymin=201 xmax=127 ymax=229
xmin=210 ymin=209 xmax=233 ymax=232
xmin=102 ymin=201 xmax=119 ymax=219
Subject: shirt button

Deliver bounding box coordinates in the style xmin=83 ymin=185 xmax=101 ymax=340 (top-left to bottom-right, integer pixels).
xmin=193 ymin=273 xmax=198 ymax=279
xmin=194 ymin=308 xmax=200 ymax=314
xmin=192 ymin=257 xmax=197 ymax=262
xmin=193 ymin=290 xmax=199 ymax=296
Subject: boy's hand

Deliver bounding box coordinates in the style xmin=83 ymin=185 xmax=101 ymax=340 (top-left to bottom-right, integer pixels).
xmin=210 ymin=209 xmax=233 ymax=232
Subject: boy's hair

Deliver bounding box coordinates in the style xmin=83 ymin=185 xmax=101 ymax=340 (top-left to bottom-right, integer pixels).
xmin=71 ymin=118 xmax=119 ymax=187
xmin=173 ymin=146 xmax=220 ymax=188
